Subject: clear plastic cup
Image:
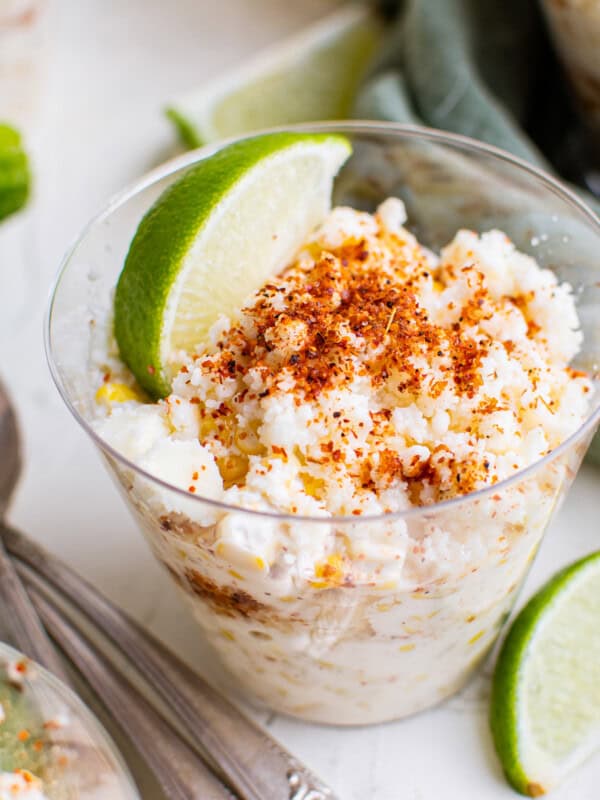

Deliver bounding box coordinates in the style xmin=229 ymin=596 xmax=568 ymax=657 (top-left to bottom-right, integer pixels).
xmin=47 ymin=123 xmax=600 ymax=725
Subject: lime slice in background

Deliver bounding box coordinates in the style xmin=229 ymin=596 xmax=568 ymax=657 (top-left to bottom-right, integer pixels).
xmin=0 ymin=123 xmax=30 ymax=222
xmin=490 ymin=551 xmax=600 ymax=796
xmin=165 ymin=4 xmax=383 ymax=148
xmin=114 ymin=132 xmax=352 ymax=398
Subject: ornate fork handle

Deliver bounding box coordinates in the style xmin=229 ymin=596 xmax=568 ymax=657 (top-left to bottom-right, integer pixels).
xmin=288 ymin=766 xmax=336 ymax=800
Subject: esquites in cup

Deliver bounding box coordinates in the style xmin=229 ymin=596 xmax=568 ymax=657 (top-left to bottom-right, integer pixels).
xmin=47 ymin=126 xmax=600 ymax=725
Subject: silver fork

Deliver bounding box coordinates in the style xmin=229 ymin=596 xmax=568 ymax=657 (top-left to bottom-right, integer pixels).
xmin=5 ymin=525 xmax=337 ymax=800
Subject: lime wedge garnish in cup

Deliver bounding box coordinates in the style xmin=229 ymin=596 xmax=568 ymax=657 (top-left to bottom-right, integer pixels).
xmin=114 ymin=131 xmax=352 ymax=398
xmin=0 ymin=123 xmax=30 ymax=222
xmin=490 ymin=551 xmax=600 ymax=796
xmin=165 ymin=4 xmax=382 ymax=148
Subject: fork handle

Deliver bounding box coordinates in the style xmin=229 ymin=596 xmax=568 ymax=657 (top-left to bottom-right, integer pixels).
xmin=4 ymin=525 xmax=337 ymax=800
xmin=0 ymin=533 xmax=68 ymax=681
xmin=30 ymin=587 xmax=236 ymax=800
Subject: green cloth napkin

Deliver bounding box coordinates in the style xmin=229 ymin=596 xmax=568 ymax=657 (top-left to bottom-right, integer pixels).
xmin=355 ymin=0 xmax=600 ymax=464
xmin=356 ymin=0 xmax=546 ymax=163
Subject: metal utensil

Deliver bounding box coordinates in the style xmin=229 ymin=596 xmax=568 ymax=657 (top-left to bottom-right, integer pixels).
xmin=0 ymin=381 xmax=141 ymax=797
xmin=5 ymin=526 xmax=338 ymax=800
xmin=0 ymin=381 xmax=234 ymax=799
xmin=29 ymin=586 xmax=236 ymax=800
xmin=0 ymin=380 xmax=68 ymax=675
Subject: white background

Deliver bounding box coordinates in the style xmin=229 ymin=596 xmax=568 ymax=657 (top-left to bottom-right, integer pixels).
xmin=1 ymin=1 xmax=599 ymax=797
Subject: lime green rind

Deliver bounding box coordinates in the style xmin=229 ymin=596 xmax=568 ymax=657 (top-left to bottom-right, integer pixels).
xmin=490 ymin=551 xmax=600 ymax=797
xmin=114 ymin=132 xmax=351 ymax=398
xmin=165 ymin=107 xmax=204 ymax=150
xmin=0 ymin=123 xmax=30 ymax=222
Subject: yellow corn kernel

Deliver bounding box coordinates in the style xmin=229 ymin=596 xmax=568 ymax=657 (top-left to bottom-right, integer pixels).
xmin=468 ymin=630 xmax=486 ymax=646
xmin=310 ymin=554 xmax=345 ymax=589
xmin=199 ymin=415 xmax=218 ymax=439
xmin=293 ymin=445 xmax=307 ymax=466
xmin=95 ymin=382 xmax=141 ymax=405
xmin=217 ymin=454 xmax=249 ymax=488
xmin=280 ymin=671 xmax=304 ymax=687
xmin=399 ymin=643 xmax=415 ymax=652
xmin=300 ymin=472 xmax=325 ymax=500
xmin=254 ymin=556 xmax=266 ymax=571
xmin=220 ymin=629 xmax=235 ymax=641
xmin=235 ymin=424 xmax=266 ymax=456
xmin=228 ymin=569 xmax=244 ymax=581
xmin=375 ymin=580 xmax=398 ymax=591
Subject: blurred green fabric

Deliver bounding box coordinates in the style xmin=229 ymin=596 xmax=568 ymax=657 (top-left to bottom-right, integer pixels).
xmin=355 ymin=0 xmax=600 ymax=464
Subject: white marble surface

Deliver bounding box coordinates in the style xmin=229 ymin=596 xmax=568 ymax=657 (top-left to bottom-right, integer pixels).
xmin=1 ymin=1 xmax=600 ymax=798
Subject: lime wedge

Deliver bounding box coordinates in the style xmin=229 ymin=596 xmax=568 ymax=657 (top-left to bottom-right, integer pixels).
xmin=490 ymin=551 xmax=600 ymax=796
xmin=0 ymin=123 xmax=29 ymax=222
xmin=165 ymin=4 xmax=383 ymax=148
xmin=114 ymin=131 xmax=352 ymax=398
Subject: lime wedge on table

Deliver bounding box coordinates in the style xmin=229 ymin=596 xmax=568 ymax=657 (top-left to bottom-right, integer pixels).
xmin=0 ymin=124 xmax=29 ymax=222
xmin=114 ymin=132 xmax=352 ymax=398
xmin=490 ymin=552 xmax=600 ymax=796
xmin=166 ymin=4 xmax=382 ymax=148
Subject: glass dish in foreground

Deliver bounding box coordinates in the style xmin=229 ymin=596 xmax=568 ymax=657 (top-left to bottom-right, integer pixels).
xmin=0 ymin=642 xmax=138 ymax=799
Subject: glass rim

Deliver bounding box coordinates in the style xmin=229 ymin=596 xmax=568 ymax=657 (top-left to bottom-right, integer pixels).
xmin=46 ymin=120 xmax=600 ymax=525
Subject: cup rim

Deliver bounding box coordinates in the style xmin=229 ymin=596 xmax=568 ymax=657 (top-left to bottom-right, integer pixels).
xmin=46 ymin=120 xmax=600 ymax=525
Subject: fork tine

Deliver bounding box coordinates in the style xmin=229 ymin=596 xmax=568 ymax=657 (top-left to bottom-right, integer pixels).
xmin=5 ymin=525 xmax=337 ymax=800
xmin=29 ymin=585 xmax=237 ymax=800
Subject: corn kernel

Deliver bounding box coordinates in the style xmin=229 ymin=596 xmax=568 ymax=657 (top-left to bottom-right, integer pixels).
xmin=468 ymin=630 xmax=486 ymax=646
xmin=300 ymin=472 xmax=325 ymax=499
xmin=199 ymin=416 xmax=218 ymax=439
xmin=293 ymin=445 xmax=307 ymax=466
xmin=235 ymin=423 xmax=266 ymax=456
xmin=217 ymin=454 xmax=249 ymax=488
xmin=95 ymin=382 xmax=141 ymax=405
xmin=310 ymin=554 xmax=345 ymax=589
xmin=375 ymin=580 xmax=397 ymax=591
xmin=399 ymin=643 xmax=415 ymax=652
